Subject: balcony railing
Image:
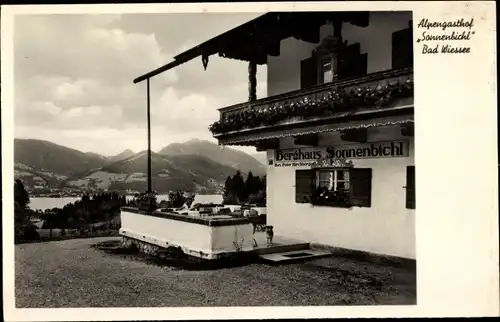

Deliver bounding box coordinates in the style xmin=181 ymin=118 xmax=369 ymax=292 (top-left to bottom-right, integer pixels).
xmin=208 ymin=67 xmax=413 ymax=136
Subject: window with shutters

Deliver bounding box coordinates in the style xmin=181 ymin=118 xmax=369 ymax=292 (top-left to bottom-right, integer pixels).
xmin=319 ymin=54 xmax=338 ymax=84
xmin=406 ymin=166 xmax=415 ymax=209
xmin=295 ymin=167 xmax=372 ymax=208
xmin=392 ymin=22 xmax=413 ymax=69
xmin=295 ymin=169 xmax=316 ymax=203
xmin=301 ymin=42 xmax=368 ymax=88
xmin=300 ymin=55 xmax=318 ymax=89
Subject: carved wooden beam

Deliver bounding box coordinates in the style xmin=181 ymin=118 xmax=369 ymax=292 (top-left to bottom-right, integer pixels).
xmin=333 ymin=19 xmax=343 ymax=38
xmin=401 ymin=124 xmax=415 ymax=137
xmin=345 ymin=12 xmax=370 ymax=28
xmin=294 ymin=134 xmax=319 ymax=146
xmin=266 ymin=41 xmax=281 ymax=56
xmin=248 ymin=61 xmax=257 ymax=102
xmin=340 ymin=129 xmax=368 ymax=143
xmin=256 ymin=139 xmax=279 ymax=151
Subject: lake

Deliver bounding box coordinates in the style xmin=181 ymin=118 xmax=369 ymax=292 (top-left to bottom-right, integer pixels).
xmin=29 ymin=194 xmax=224 ymax=211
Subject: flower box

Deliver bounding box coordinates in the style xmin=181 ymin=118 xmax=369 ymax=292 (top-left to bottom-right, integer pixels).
xmin=137 ymin=202 xmax=157 ymax=212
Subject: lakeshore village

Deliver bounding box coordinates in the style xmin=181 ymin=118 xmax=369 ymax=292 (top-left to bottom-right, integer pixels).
xmin=119 ymin=10 xmax=415 ymax=263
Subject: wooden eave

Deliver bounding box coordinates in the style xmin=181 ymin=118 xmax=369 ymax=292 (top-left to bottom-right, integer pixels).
xmin=134 ymin=11 xmax=370 ymax=83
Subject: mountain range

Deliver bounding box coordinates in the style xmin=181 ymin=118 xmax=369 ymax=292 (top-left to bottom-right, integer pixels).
xmin=14 ymin=138 xmax=266 ymax=193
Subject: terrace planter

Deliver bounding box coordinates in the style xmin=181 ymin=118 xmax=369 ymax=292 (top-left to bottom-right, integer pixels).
xmin=119 ymin=207 xmax=254 ymax=260
xmin=137 ymin=202 xmax=157 ymax=212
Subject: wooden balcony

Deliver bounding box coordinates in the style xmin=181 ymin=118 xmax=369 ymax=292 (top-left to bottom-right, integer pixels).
xmin=209 ymin=67 xmax=414 ymax=146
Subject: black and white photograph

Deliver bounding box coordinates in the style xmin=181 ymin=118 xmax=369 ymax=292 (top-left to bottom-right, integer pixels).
xmin=2 ymin=1 xmax=498 ymax=320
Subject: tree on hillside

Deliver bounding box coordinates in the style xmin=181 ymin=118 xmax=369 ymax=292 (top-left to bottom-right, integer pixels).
xmin=245 ymin=172 xmax=255 ymax=198
xmin=41 ymin=192 xmax=127 ymax=232
xmin=15 ymin=179 xmax=30 ymax=210
xmin=184 ymin=192 xmax=196 ymax=208
xmin=14 ymin=180 xmax=30 ymax=228
xmin=247 ymin=174 xmax=266 ymax=205
xmin=245 ymin=171 xmax=265 ymax=199
xmin=222 ymin=170 xmax=267 ymax=205
xmin=231 ymin=170 xmax=246 ymax=204
xmin=14 ymin=180 xmax=37 ymax=243
xmin=166 ymin=191 xmax=188 ymax=208
xmin=222 ymin=176 xmax=238 ymax=205
xmin=87 ymin=178 xmax=98 ymax=192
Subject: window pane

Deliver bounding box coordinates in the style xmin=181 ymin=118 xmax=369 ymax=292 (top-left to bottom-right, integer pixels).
xmin=323 ymin=70 xmax=333 ymax=83
xmin=323 ymin=58 xmax=331 ymax=82
xmin=337 ymin=182 xmax=350 ymax=190
xmin=318 ymin=171 xmax=331 ymax=181
xmin=336 ymin=170 xmax=349 ymax=181
xmin=318 ymin=181 xmax=330 ymax=188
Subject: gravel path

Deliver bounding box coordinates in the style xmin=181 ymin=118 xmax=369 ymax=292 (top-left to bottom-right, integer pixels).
xmin=15 ymin=237 xmax=416 ymax=307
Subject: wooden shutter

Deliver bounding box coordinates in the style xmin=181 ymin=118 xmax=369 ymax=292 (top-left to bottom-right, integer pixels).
xmin=406 ymin=166 xmax=415 ymax=209
xmin=349 ymin=168 xmax=372 ymax=207
xmin=338 ymin=43 xmax=361 ymax=80
xmin=355 ymin=53 xmax=368 ymax=77
xmin=392 ymin=26 xmax=413 ymax=69
xmin=295 ymin=169 xmax=315 ymax=203
xmin=300 ymin=54 xmax=318 ymax=89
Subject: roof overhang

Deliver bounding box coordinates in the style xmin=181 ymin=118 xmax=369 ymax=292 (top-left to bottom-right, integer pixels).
xmin=134 ymin=11 xmax=370 ymax=83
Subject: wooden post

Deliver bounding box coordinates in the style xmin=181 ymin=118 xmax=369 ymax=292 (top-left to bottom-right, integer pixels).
xmin=146 ymin=78 xmax=152 ymax=193
xmin=340 ymin=129 xmax=368 ymax=143
xmin=333 ymin=18 xmax=342 ymax=39
xmin=248 ymin=61 xmax=257 ymax=102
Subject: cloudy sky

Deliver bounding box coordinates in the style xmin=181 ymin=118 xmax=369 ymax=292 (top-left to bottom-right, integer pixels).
xmin=14 ymin=13 xmax=267 ymax=156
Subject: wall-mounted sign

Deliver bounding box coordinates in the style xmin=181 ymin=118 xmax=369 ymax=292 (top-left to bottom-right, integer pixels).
xmin=273 ymin=140 xmax=409 ymax=167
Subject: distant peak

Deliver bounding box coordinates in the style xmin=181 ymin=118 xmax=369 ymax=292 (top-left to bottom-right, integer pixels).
xmin=120 ymin=149 xmax=135 ymax=154
xmin=185 ymin=138 xmax=205 ymax=143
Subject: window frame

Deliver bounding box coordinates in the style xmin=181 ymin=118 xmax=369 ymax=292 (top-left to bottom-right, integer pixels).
xmin=312 ymin=167 xmax=352 ymax=208
xmin=316 ymin=168 xmax=350 ymax=191
xmin=318 ymin=53 xmax=339 ymax=85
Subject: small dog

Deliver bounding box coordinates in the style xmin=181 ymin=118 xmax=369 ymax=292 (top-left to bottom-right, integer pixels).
xmin=265 ymin=225 xmax=274 ymax=246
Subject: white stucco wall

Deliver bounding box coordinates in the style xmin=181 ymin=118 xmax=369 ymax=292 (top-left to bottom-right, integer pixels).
xmin=120 ymin=210 xmax=255 ymax=259
xmin=267 ymin=11 xmax=412 ymax=96
xmin=266 ymin=126 xmax=415 ymax=259
xmin=211 ymin=225 xmax=255 ymax=252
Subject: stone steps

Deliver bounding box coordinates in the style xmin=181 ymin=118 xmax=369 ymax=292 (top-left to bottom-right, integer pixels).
xmin=254 ymin=242 xmax=311 ymax=255
xmin=259 ymin=248 xmax=332 ymax=263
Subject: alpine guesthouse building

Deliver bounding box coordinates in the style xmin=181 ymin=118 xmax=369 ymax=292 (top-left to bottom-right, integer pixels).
xmin=139 ymin=11 xmax=415 ymax=259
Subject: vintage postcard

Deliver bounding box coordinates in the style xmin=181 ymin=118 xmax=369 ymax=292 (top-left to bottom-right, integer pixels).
xmin=1 ymin=1 xmax=498 ymax=320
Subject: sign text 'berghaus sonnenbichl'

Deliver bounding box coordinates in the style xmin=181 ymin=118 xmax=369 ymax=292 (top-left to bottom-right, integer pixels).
xmin=273 ymin=140 xmax=409 ymax=167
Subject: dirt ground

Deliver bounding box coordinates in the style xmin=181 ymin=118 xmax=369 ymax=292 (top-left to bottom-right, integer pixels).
xmin=15 ymin=237 xmax=416 ymax=307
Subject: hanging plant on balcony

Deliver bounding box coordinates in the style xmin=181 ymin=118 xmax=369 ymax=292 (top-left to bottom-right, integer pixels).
xmin=311 ymin=187 xmax=350 ymax=207
xmin=136 ymin=191 xmax=158 ymax=212
xmin=209 ymin=78 xmax=414 ymax=135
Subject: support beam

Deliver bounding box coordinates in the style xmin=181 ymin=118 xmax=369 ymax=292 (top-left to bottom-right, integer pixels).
xmin=255 ymin=139 xmax=279 ymax=151
xmin=146 ymin=78 xmax=152 ymax=193
xmin=248 ymin=61 xmax=257 ymax=102
xmin=401 ymin=124 xmax=415 ymax=137
xmin=344 ymin=12 xmax=370 ymax=28
xmin=265 ymin=40 xmax=281 ymax=56
xmin=332 ymin=19 xmax=343 ymax=39
xmin=340 ymin=128 xmax=368 ymax=143
xmin=294 ymin=134 xmax=319 ymax=146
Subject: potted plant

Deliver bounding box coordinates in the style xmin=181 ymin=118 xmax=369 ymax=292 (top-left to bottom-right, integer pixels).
xmin=311 ymin=187 xmax=350 ymax=208
xmin=136 ymin=191 xmax=158 ymax=211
